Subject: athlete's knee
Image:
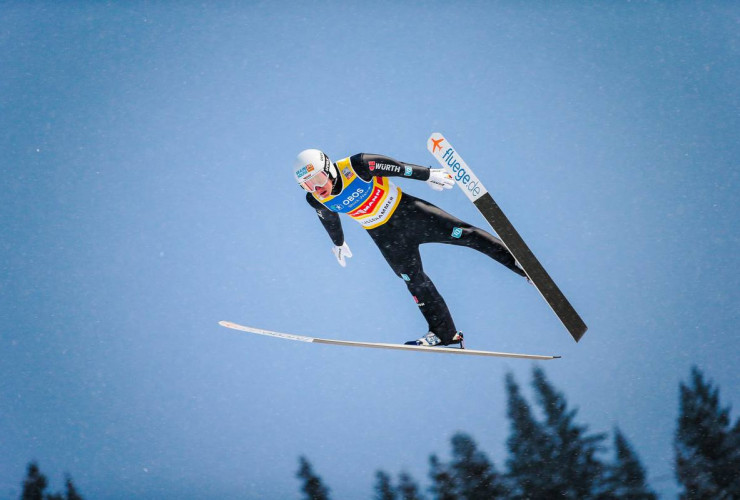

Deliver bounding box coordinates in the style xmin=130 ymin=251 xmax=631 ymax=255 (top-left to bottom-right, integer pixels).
xmin=399 ymin=271 xmax=439 ymax=300
xmin=449 ymin=224 xmax=489 ymax=241
xmin=398 ymin=272 xmax=414 ymax=284
xmin=397 ymin=271 xmax=429 ymax=285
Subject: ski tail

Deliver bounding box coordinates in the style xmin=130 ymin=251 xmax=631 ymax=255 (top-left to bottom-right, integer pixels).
xmin=427 ymin=132 xmax=587 ymax=342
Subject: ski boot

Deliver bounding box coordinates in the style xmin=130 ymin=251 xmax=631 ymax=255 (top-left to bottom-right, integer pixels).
xmin=405 ymin=331 xmax=465 ymax=349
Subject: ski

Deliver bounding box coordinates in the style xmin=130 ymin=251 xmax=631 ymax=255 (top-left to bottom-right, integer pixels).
xmin=219 ymin=321 xmax=561 ymax=360
xmin=427 ymin=133 xmax=587 ymax=342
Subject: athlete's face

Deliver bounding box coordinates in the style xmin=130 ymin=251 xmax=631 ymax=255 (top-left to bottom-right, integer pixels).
xmin=315 ymin=178 xmax=333 ymax=198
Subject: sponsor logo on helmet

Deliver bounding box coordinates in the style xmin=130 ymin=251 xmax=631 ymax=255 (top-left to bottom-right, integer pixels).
xmin=295 ymin=164 xmax=316 ymax=179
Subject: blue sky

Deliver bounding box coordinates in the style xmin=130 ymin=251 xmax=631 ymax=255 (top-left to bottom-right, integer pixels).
xmin=1 ymin=2 xmax=738 ymax=498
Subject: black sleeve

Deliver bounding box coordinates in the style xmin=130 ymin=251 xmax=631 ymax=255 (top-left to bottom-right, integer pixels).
xmin=351 ymin=153 xmax=431 ymax=182
xmin=306 ymin=193 xmax=344 ymax=247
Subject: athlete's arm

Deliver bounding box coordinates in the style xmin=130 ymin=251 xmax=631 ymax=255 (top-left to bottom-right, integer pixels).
xmin=306 ymin=193 xmax=345 ymax=246
xmin=351 ymin=153 xmax=431 ymax=181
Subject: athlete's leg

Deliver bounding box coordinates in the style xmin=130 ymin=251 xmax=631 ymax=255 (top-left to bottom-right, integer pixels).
xmin=444 ymin=226 xmax=526 ymax=277
xmin=371 ymin=234 xmax=458 ymax=344
xmin=408 ymin=196 xmax=526 ymax=277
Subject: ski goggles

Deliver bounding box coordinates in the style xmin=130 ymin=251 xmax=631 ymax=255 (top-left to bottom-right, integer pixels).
xmin=299 ymin=171 xmax=330 ymax=192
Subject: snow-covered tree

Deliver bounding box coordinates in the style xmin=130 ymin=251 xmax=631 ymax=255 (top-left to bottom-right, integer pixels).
xmin=64 ymin=476 xmax=85 ymax=500
xmin=21 ymin=462 xmax=48 ymax=500
xmin=675 ymin=367 xmax=740 ymax=499
xmin=374 ymin=470 xmax=397 ymax=500
xmin=603 ymin=427 xmax=657 ymax=499
xmin=397 ymin=471 xmax=424 ymax=500
xmin=428 ymin=454 xmax=456 ymax=500
xmin=297 ymin=456 xmax=331 ymax=500
xmin=449 ymin=432 xmax=507 ymax=499
xmin=505 ymin=372 xmax=556 ymax=498
xmin=531 ymin=367 xmax=606 ymax=498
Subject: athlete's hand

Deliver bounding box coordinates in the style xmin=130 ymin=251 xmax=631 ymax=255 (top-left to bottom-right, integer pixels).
xmin=332 ymin=242 xmax=353 ymax=267
xmin=426 ymin=168 xmax=454 ymax=191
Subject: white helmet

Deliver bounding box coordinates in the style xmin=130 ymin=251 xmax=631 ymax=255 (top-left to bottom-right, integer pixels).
xmin=293 ymin=149 xmax=337 ymax=191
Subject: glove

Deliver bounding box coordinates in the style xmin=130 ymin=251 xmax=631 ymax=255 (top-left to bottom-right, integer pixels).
xmin=331 ymin=242 xmax=353 ymax=267
xmin=426 ymin=168 xmax=455 ymax=191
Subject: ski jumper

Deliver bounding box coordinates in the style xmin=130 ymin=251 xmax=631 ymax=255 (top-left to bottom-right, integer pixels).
xmin=306 ymin=153 xmax=526 ymax=345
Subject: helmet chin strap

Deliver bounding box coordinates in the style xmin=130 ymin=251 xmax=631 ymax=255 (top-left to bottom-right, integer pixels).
xmin=326 ymin=161 xmax=340 ymax=188
xmin=331 ymin=171 xmax=342 ymax=194
xmin=327 ymin=161 xmax=338 ymax=180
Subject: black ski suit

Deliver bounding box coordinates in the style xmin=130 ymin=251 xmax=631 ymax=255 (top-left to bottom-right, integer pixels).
xmin=306 ymin=153 xmax=526 ymax=345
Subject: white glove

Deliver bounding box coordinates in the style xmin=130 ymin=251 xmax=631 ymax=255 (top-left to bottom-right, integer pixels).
xmin=331 ymin=242 xmax=353 ymax=267
xmin=426 ymin=168 xmax=455 ymax=191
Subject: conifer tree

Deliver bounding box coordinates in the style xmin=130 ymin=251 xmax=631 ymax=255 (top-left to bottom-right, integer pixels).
xmin=63 ymin=475 xmax=84 ymax=500
xmin=449 ymin=432 xmax=507 ymax=499
xmin=531 ymin=367 xmax=606 ymax=498
xmin=504 ymin=373 xmax=555 ymax=499
xmin=375 ymin=470 xmax=397 ymax=500
xmin=603 ymin=428 xmax=657 ymax=499
xmin=397 ymin=472 xmax=424 ymax=500
xmin=19 ymin=463 xmax=85 ymax=500
xmin=675 ymin=366 xmax=740 ymax=499
xmin=428 ymin=454 xmax=457 ymax=500
xmin=297 ymin=456 xmax=331 ymax=500
xmin=21 ymin=462 xmax=47 ymax=500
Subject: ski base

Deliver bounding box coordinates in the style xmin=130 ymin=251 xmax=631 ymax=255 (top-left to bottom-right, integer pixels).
xmin=219 ymin=322 xmax=560 ymax=360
